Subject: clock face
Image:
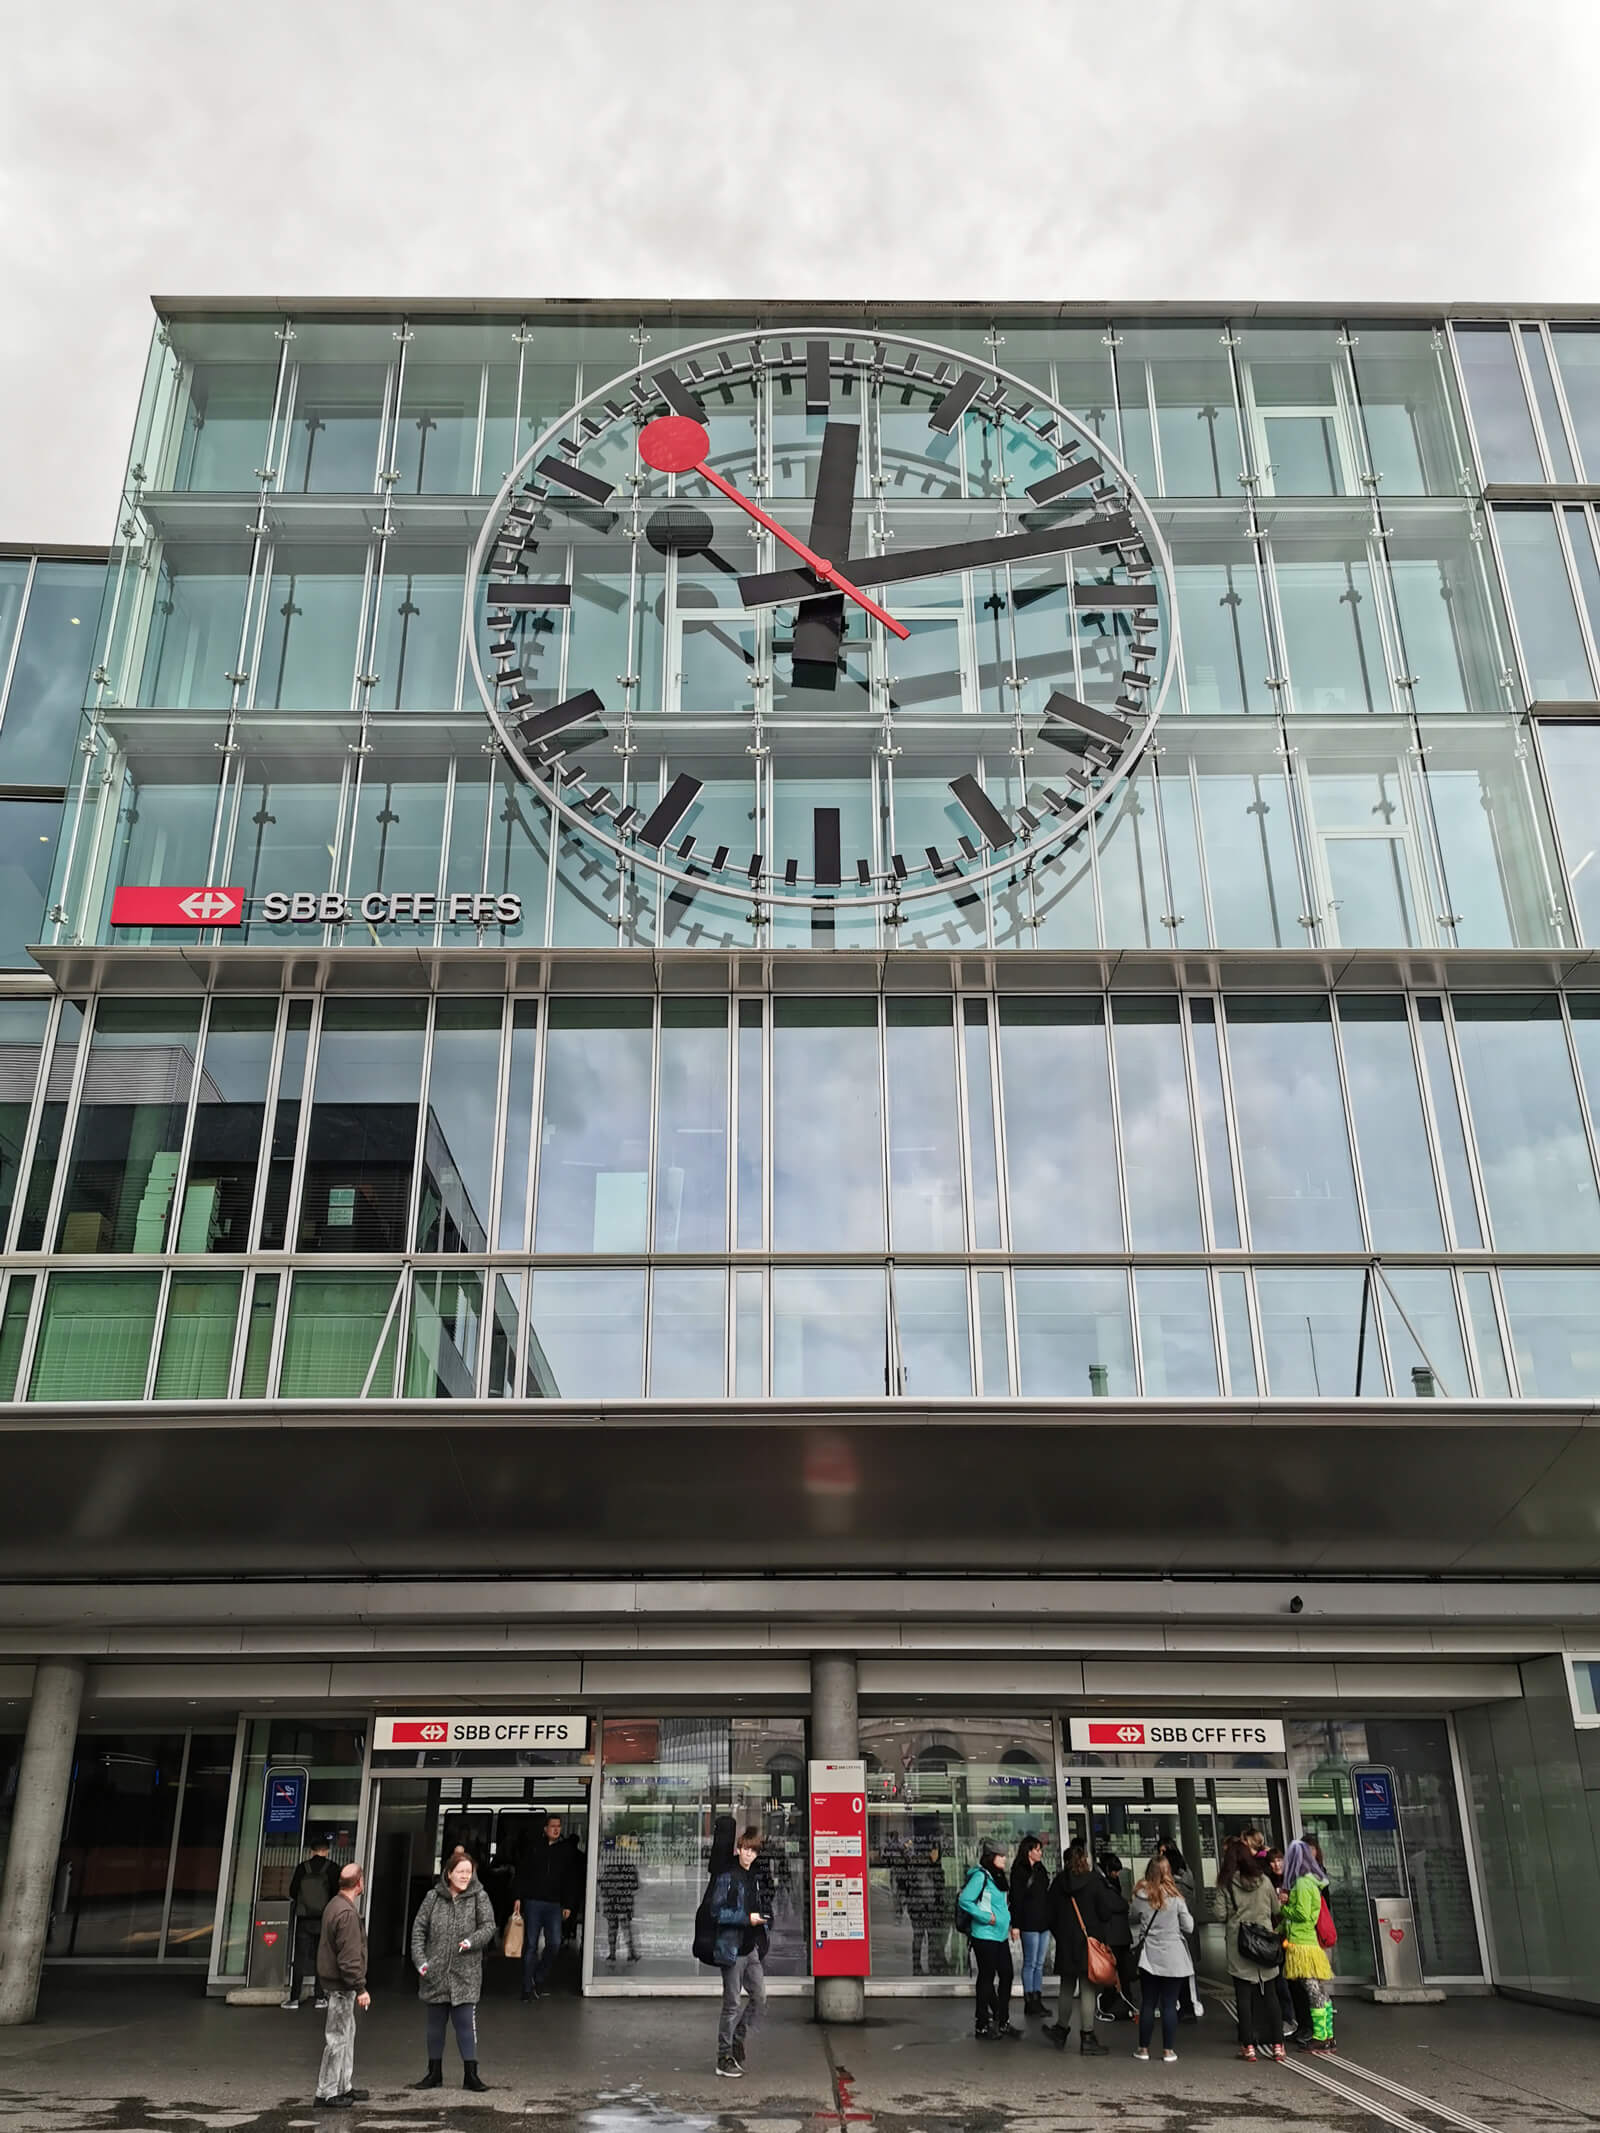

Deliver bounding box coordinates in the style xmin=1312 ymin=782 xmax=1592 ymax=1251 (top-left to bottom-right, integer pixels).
xmin=468 ymin=328 xmax=1175 ymax=917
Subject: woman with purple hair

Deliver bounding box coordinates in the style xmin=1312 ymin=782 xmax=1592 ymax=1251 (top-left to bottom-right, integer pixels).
xmin=1279 ymin=1838 xmax=1335 ymax=2053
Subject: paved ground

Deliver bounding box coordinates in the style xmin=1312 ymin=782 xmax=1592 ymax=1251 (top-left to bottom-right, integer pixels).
xmin=0 ymin=1972 xmax=1595 ymax=2133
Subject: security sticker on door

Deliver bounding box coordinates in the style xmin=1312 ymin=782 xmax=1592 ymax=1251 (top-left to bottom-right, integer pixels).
xmin=1068 ymin=1716 xmax=1286 ymax=1754
xmin=375 ymin=1714 xmax=588 ymax=1751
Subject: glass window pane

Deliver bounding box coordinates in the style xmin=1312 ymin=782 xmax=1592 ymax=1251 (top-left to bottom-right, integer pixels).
xmin=1520 ymin=328 xmax=1575 ymax=481
xmin=772 ymin=1002 xmax=883 ymax=1252
xmin=405 ymin=1269 xmax=485 ymax=1398
xmin=419 ymin=1000 xmax=500 ymax=1253
xmin=534 ymin=1000 xmax=652 ymax=1252
xmin=1349 ymin=328 xmax=1469 ymax=495
xmin=1172 ymin=548 xmax=1271 ymax=714
xmin=886 ymin=1001 xmax=963 ymax=1250
xmin=1416 ymin=998 xmax=1482 ymax=1248
xmin=734 ymin=1267 xmax=763 ymax=1398
xmin=393 ymin=359 xmax=481 ymax=494
xmin=280 ymin=1273 xmax=399 ymax=1397
xmin=1387 ymin=507 xmax=1513 ymax=715
xmin=1112 ymin=999 xmax=1203 ymax=1248
xmin=497 ymin=1001 xmax=537 ymax=1251
xmin=773 ymin=1268 xmax=886 ymax=1397
xmin=1115 ymin=327 xmax=1243 ymax=497
xmin=1500 ymin=1269 xmax=1600 ymax=1398
xmin=46 ymin=1731 xmax=185 ymax=1957
xmin=344 ymin=756 xmax=448 ymax=906
xmin=1014 ymin=1270 xmax=1134 ymax=1397
xmin=1179 ymin=733 xmax=1306 ymax=948
xmin=735 ymin=999 xmax=763 ymax=1249
xmin=1494 ymin=508 xmax=1593 ymax=702
xmin=0 ymin=1000 xmax=47 ymax=1240
xmin=56 ymin=1000 xmax=203 ymax=1253
xmin=1451 ymin=996 xmax=1600 ymax=1249
xmin=240 ymin=1273 xmax=278 ymax=1397
xmin=30 ymin=1272 xmax=160 ymax=1399
xmin=1275 ymin=543 xmax=1390 ymax=714
xmin=1378 ymin=1269 xmax=1469 ymax=1399
xmin=895 ymin=1268 xmax=973 ymax=1396
xmin=1455 ymin=326 xmax=1542 ymax=483
xmin=526 ymin=1269 xmax=644 ymax=1399
xmin=1551 ymin=327 xmax=1600 ymax=482
xmin=259 ymin=1002 xmax=310 ymax=1249
xmin=369 ymin=546 xmax=464 ymax=711
xmin=1461 ymin=1270 xmax=1510 ymax=1398
xmin=1536 ymin=723 xmax=1600 ymax=943
xmin=961 ymin=1002 xmax=1001 ymax=1249
xmin=0 ymin=559 xmax=100 ymax=783
xmin=997 ymin=1001 xmax=1121 ymax=1251
xmin=648 ymin=1269 xmax=727 ymax=1398
xmin=485 ymin=1272 xmax=521 ymax=1400
xmin=254 ymin=545 xmax=365 ymax=711
xmin=1136 ymin=1269 xmax=1218 ymax=1395
xmin=656 ymin=1001 xmax=728 ymax=1252
xmin=164 ymin=1731 xmax=236 ymax=1958
xmin=178 ymin=1000 xmax=276 ymax=1253
xmin=16 ymin=1000 xmax=82 ymax=1248
xmin=1256 ymin=1268 xmax=1383 ymax=1397
xmin=300 ymin=999 xmax=427 ymax=1252
xmin=1422 ymin=716 xmax=1562 ymax=951
xmin=283 ymin=362 xmax=387 ymax=493
xmin=976 ymin=1267 xmax=1009 ymax=1395
xmin=1218 ymin=1268 xmax=1257 ymax=1395
xmin=153 ymin=1273 xmax=242 ymax=1398
xmin=1224 ymin=999 xmax=1361 ymax=1249
xmin=1338 ymin=999 xmax=1443 ymax=1248
xmin=231 ymin=752 xmax=343 ymax=937
xmin=173 ymin=359 xmax=278 ymax=490
xmin=137 ymin=544 xmax=250 ymax=712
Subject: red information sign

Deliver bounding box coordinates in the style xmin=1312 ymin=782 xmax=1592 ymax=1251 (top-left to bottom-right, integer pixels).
xmin=110 ymin=884 xmax=244 ymax=927
xmin=809 ymin=1758 xmax=869 ymax=1978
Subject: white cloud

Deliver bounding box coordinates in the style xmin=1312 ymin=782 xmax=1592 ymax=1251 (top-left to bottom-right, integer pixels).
xmin=2 ymin=0 xmax=1597 ymax=542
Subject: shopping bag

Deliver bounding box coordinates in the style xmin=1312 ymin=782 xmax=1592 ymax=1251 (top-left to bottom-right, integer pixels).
xmin=503 ymin=1913 xmax=525 ymax=1960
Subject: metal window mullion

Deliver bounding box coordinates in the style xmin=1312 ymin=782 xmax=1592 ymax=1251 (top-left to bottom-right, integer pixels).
xmin=1443 ymin=322 xmax=1504 ymax=495
xmin=39 ymin=991 xmax=102 ymax=1254
xmin=359 ymin=1267 xmax=408 ymax=1399
xmin=1478 ymin=505 xmax=1540 ymax=709
xmin=950 ymin=993 xmax=980 ymax=1254
xmin=279 ymin=1000 xmax=325 ymax=1271
xmin=1404 ymin=714 xmax=1460 ymax=946
xmin=359 ymin=523 xmax=391 ymax=716
xmin=1209 ymin=995 xmax=1257 ymax=1249
xmin=1276 ymin=716 xmax=1324 ymax=941
xmin=243 ymin=997 xmax=296 ymax=1253
xmin=524 ymin=987 xmax=550 ymax=1254
xmin=1434 ymin=997 xmax=1497 ymax=1248
xmin=1 ymin=993 xmax=66 ymax=1254
xmin=378 ymin=342 xmax=406 ymax=495
xmin=1125 ymin=1257 xmax=1146 ymax=1398
xmin=237 ymin=533 xmax=276 ymax=713
xmin=1398 ymin=995 xmax=1457 ymax=1248
xmin=1201 ymin=1264 xmax=1229 ymax=1395
xmin=1527 ymin=717 xmax=1583 ymax=945
xmin=0 ymin=554 xmax=38 ymax=728
xmin=1554 ymin=504 xmax=1600 ymax=693
xmin=156 ymin=1727 xmax=193 ymax=1960
xmin=1557 ymin=990 xmax=1600 ymax=1205
xmin=264 ymin=324 xmax=296 ymax=491
xmin=1327 ymin=999 xmax=1378 ymax=1256
xmin=333 ymin=737 xmax=365 ymax=905
xmin=46 ymin=704 xmax=105 ymax=945
xmin=986 ymin=995 xmax=1013 ymax=1254
xmin=1538 ymin=321 xmax=1589 ymax=483
xmin=876 ymin=993 xmax=892 ymax=1256
xmin=1142 ymin=357 xmax=1166 ymax=496
xmin=224 ymin=1268 xmax=257 ymax=1399
xmin=1362 ymin=520 xmax=1410 ymax=719
xmin=143 ymin=1265 xmax=174 ymax=1402
xmin=1100 ymin=1001 xmax=1133 ymax=1253
xmin=482 ymin=1000 xmax=516 ymax=1261
xmin=1221 ymin=325 xmax=1255 ymax=498
xmin=1506 ymin=321 xmax=1560 ymax=486
xmin=1173 ymin=991 xmax=1218 ymax=1251
xmin=472 ymin=361 xmax=489 ymax=495
xmin=409 ymin=994 xmax=441 ymax=1253
xmin=1430 ymin=326 xmax=1478 ymax=497
xmin=1255 ymin=528 xmax=1298 ymax=724
xmin=163 ymin=993 xmax=214 ymax=1253
xmin=645 ymin=997 xmax=664 ymax=1253
xmin=212 ymin=747 xmax=247 ymax=894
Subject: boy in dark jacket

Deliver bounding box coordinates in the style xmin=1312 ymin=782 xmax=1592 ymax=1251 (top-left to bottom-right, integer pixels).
xmin=709 ymin=1828 xmax=770 ymax=2078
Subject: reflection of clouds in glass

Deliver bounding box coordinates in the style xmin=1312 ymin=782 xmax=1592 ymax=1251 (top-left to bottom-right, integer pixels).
xmin=1501 ymin=1269 xmax=1600 ymax=1397
xmin=1014 ymin=1270 xmax=1133 ymax=1396
xmin=894 ymin=1269 xmax=972 ymax=1396
xmin=536 ymin=1017 xmax=652 ymax=1251
xmin=649 ymin=1269 xmax=726 ymax=1398
xmin=998 ymin=1010 xmax=1121 ymax=1250
xmin=773 ymin=1018 xmax=883 ymax=1251
xmin=773 ymin=1268 xmax=885 ymax=1397
xmin=1135 ymin=1269 xmax=1217 ymax=1396
xmin=1112 ymin=1014 xmax=1203 ymax=1249
xmin=527 ymin=1269 xmax=644 ymax=1399
xmin=1225 ymin=1009 xmax=1360 ymax=1250
xmin=1255 ymin=1268 xmax=1368 ymax=1397
xmin=1338 ymin=1013 xmax=1443 ymax=1251
xmin=887 ymin=1015 xmax=963 ymax=1252
xmin=1452 ymin=1005 xmax=1600 ymax=1250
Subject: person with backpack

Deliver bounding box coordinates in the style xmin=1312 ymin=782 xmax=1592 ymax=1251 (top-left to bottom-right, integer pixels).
xmin=1217 ymin=1836 xmax=1284 ymax=2064
xmin=957 ymin=1841 xmax=1019 ymax=2041
xmin=1043 ymin=1841 xmax=1109 ymax=2054
xmin=1280 ymin=1838 xmax=1336 ymax=2054
xmin=1007 ymin=1833 xmax=1053 ymax=2018
xmin=283 ymin=1835 xmax=340 ymax=2011
xmin=699 ymin=1826 xmax=770 ymax=2078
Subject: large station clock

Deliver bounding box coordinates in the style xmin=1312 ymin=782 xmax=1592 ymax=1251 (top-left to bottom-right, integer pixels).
xmin=468 ymin=327 xmax=1175 ymax=917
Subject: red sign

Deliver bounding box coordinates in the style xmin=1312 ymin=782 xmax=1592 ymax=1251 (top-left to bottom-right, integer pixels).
xmin=110 ymin=885 xmax=244 ymax=927
xmin=1086 ymin=1721 xmax=1148 ymax=1746
xmin=809 ymin=1759 xmax=869 ymax=1978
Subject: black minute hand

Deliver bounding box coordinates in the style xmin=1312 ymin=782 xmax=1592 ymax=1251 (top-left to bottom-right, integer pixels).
xmin=736 ymin=512 xmax=1136 ymax=609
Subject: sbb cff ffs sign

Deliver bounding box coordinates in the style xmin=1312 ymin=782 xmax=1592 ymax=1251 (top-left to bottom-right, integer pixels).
xmin=374 ymin=1714 xmax=588 ymax=1751
xmin=1068 ymin=1716 xmax=1287 ymax=1753
xmin=110 ymin=885 xmax=244 ymax=927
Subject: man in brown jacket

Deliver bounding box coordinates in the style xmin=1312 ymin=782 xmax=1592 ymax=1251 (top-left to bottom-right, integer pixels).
xmin=313 ymin=1864 xmax=371 ymax=2110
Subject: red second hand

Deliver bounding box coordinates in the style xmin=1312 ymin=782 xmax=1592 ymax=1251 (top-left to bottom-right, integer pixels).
xmin=638 ymin=415 xmax=909 ymax=640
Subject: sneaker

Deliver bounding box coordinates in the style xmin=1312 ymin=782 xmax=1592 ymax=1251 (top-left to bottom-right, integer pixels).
xmin=715 ymin=2054 xmax=743 ymax=2077
xmin=1271 ymin=2043 xmax=1287 ymax=2063
xmin=280 ymin=1996 xmax=298 ymax=2010
xmin=995 ymin=2021 xmax=1021 ymax=2040
xmin=1163 ymin=2048 xmax=1178 ymax=2063
xmin=974 ymin=2022 xmax=996 ymax=2041
xmin=1238 ymin=2045 xmax=1257 ymax=2061
xmin=1133 ymin=2046 xmax=1150 ymax=2060
xmin=1283 ymin=2020 xmax=1299 ymax=2040
xmin=313 ymin=1996 xmax=328 ymax=2011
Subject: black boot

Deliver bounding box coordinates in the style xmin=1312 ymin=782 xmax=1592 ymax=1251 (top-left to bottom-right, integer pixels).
xmin=412 ymin=2060 xmax=443 ymax=2089
xmin=1080 ymin=2027 xmax=1108 ymax=2053
xmin=463 ymin=2061 xmax=489 ymax=2092
xmin=1044 ymin=2020 xmax=1070 ymax=2050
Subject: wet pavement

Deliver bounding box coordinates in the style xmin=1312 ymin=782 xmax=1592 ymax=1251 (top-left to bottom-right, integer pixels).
xmin=0 ymin=1972 xmax=1596 ymax=2133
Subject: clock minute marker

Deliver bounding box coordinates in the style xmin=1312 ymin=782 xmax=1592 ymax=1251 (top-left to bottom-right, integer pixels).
xmin=929 ymin=369 xmax=986 ymax=433
xmin=805 ymin=341 xmax=831 ymax=414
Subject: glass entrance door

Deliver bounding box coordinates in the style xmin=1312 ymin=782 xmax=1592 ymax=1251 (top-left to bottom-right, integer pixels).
xmin=1064 ymin=1769 xmax=1291 ymax=1910
xmin=366 ymin=1772 xmax=591 ymax=1995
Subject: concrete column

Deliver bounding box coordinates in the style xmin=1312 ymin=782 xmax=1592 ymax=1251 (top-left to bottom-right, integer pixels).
xmin=0 ymin=1658 xmax=86 ymax=2026
xmin=810 ymin=1653 xmax=864 ymax=2025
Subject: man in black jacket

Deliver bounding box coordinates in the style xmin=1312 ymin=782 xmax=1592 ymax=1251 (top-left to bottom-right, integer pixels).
xmin=511 ymin=1814 xmax=579 ymax=2000
xmin=284 ymin=1836 xmax=340 ymax=2011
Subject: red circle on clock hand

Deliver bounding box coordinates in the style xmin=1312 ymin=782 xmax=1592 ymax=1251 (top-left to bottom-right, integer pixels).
xmin=639 ymin=415 xmax=711 ymax=474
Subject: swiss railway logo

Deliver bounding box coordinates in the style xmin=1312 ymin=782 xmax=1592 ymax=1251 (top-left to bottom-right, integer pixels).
xmin=1087 ymin=1722 xmax=1147 ymax=1746
xmin=110 ymin=884 xmax=243 ymax=927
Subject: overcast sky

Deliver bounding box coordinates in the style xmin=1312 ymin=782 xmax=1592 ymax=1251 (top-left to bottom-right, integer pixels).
xmin=3 ymin=0 xmax=1597 ymax=544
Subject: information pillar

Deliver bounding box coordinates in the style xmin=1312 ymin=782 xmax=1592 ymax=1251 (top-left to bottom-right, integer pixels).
xmin=809 ymin=1758 xmax=870 ymax=1979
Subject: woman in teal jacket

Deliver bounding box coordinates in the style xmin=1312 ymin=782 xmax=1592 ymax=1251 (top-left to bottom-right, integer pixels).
xmin=957 ymin=1841 xmax=1020 ymax=2041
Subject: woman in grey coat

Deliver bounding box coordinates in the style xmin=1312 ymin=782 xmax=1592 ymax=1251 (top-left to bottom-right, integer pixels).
xmin=1127 ymin=1858 xmax=1195 ymax=2063
xmin=1217 ymin=1836 xmax=1284 ymax=2063
xmin=410 ymin=1848 xmax=499 ymax=2092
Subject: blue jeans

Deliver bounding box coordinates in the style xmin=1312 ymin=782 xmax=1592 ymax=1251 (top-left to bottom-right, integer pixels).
xmin=1138 ymin=1972 xmax=1181 ymax=2051
xmin=1020 ymin=1930 xmax=1048 ymax=1996
xmin=520 ymin=1900 xmax=563 ymax=1990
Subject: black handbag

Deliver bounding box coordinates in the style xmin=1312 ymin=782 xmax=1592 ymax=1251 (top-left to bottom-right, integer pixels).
xmin=1226 ymin=1884 xmax=1282 ymax=1967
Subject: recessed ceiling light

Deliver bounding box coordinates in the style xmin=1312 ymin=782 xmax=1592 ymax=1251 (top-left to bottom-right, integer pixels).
xmin=69 ymin=617 xmax=80 ymax=625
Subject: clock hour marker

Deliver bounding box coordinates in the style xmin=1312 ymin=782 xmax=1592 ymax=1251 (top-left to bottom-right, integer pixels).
xmin=1043 ymin=692 xmax=1135 ymax=751
xmin=535 ymin=455 xmax=615 ymax=506
xmin=636 ymin=772 xmax=703 ymax=848
xmin=805 ymin=341 xmax=831 ymax=413
xmin=508 ymin=688 xmax=606 ymax=751
xmin=1025 ymin=458 xmax=1104 ymax=505
xmin=653 ymin=368 xmax=706 ymax=422
xmin=929 ymin=369 xmax=986 ymax=433
xmin=487 ymin=582 xmax=572 ymax=609
xmin=1072 ymin=583 xmax=1159 ymax=609
xmin=948 ymin=773 xmax=1017 ymax=850
xmin=813 ymin=807 xmax=842 ymax=886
